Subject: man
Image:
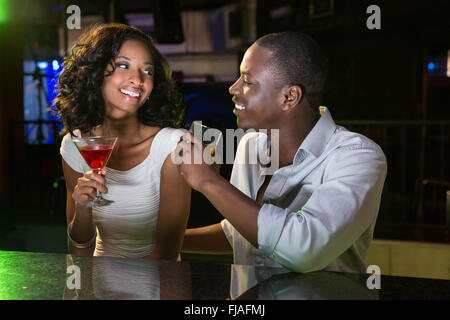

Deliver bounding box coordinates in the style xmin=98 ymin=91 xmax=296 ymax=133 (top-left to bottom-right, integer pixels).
xmin=174 ymin=31 xmax=387 ymax=273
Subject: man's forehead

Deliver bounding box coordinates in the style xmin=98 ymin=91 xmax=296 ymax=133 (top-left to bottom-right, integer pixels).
xmin=240 ymin=44 xmax=272 ymax=74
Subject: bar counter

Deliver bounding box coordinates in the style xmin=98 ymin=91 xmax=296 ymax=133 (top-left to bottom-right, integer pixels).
xmin=0 ymin=250 xmax=449 ymax=300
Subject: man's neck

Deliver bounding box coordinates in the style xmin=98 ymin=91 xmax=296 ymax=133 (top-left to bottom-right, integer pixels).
xmin=274 ymin=109 xmax=320 ymax=168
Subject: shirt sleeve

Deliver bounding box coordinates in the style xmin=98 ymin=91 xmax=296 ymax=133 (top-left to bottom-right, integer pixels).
xmin=220 ymin=219 xmax=234 ymax=247
xmin=257 ymin=145 xmax=387 ymax=273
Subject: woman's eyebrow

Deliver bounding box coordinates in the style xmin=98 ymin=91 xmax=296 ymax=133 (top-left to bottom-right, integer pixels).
xmin=116 ymin=55 xmax=153 ymax=65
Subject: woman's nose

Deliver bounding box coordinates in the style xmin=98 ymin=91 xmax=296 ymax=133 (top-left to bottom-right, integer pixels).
xmin=129 ymin=69 xmax=144 ymax=85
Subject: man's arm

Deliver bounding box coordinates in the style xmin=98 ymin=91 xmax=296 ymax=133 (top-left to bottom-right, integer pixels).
xmin=199 ymin=175 xmax=261 ymax=248
xmin=175 ymin=133 xmax=262 ymax=250
xmin=182 ymin=223 xmax=233 ymax=254
xmin=256 ymin=146 xmax=388 ymax=273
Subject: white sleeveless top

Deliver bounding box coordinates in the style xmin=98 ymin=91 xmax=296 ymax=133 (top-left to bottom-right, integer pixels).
xmin=60 ymin=127 xmax=186 ymax=258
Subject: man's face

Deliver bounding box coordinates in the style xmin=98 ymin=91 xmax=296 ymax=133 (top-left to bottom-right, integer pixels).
xmin=229 ymin=44 xmax=284 ymax=130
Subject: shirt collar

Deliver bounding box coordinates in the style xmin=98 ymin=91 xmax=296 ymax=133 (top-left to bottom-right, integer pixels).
xmin=294 ymin=107 xmax=337 ymax=162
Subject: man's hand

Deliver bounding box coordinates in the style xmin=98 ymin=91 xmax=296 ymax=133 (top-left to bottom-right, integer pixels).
xmin=172 ymin=132 xmax=221 ymax=192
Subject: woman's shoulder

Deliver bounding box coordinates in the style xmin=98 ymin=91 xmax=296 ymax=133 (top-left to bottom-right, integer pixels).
xmin=158 ymin=127 xmax=187 ymax=140
xmin=60 ymin=129 xmax=80 ymax=148
xmin=60 ymin=129 xmax=88 ymax=173
xmin=150 ymin=127 xmax=186 ymax=165
xmin=152 ymin=127 xmax=187 ymax=149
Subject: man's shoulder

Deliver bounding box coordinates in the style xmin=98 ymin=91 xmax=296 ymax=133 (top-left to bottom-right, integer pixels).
xmin=328 ymin=126 xmax=384 ymax=155
xmin=317 ymin=126 xmax=388 ymax=180
xmin=321 ymin=126 xmax=387 ymax=170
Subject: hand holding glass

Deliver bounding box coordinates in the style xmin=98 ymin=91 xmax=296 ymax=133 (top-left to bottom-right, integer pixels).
xmin=189 ymin=121 xmax=222 ymax=162
xmin=72 ymin=136 xmax=118 ymax=207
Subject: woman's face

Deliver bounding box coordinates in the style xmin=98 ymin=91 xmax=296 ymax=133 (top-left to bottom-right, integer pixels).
xmin=101 ymin=39 xmax=154 ymax=119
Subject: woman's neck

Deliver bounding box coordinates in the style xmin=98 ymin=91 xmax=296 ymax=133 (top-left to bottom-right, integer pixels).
xmin=94 ymin=117 xmax=156 ymax=146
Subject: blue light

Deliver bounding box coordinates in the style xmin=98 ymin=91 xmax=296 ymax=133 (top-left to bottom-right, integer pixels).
xmin=37 ymin=61 xmax=49 ymax=69
xmin=427 ymin=62 xmax=435 ymax=71
xmin=52 ymin=60 xmax=60 ymax=71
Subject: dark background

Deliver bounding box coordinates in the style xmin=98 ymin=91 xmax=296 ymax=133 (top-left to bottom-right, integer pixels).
xmin=0 ymin=0 xmax=449 ymax=253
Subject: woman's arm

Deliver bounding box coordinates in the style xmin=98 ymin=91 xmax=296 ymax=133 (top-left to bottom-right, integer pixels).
xmin=144 ymin=154 xmax=191 ymax=260
xmin=62 ymin=159 xmax=103 ymax=256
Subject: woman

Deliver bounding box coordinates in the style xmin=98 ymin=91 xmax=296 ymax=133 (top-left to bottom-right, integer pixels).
xmin=54 ymin=23 xmax=191 ymax=260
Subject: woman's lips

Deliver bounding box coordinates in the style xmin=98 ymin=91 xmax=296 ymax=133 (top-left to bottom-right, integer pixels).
xmin=119 ymin=88 xmax=142 ymax=101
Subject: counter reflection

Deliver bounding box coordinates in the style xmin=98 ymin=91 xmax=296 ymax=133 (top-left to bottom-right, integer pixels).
xmin=230 ymin=265 xmax=379 ymax=300
xmin=63 ymin=254 xmax=378 ymax=300
xmin=64 ymin=255 xmax=192 ymax=300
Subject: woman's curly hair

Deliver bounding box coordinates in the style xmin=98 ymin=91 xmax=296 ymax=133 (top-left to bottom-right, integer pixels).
xmin=53 ymin=23 xmax=185 ymax=135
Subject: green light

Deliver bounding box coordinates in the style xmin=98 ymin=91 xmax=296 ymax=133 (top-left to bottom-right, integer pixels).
xmin=53 ymin=181 xmax=58 ymax=189
xmin=0 ymin=0 xmax=9 ymax=24
xmin=0 ymin=251 xmax=66 ymax=300
xmin=232 ymin=108 xmax=239 ymax=127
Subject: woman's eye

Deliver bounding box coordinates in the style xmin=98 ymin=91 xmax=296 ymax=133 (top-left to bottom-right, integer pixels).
xmin=144 ymin=69 xmax=154 ymax=76
xmin=117 ymin=62 xmax=128 ymax=69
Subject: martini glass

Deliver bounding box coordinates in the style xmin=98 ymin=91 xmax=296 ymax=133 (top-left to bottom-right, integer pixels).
xmin=72 ymin=136 xmax=118 ymax=207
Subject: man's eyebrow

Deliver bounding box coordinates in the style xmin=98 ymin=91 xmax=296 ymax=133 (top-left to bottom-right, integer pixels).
xmin=116 ymin=56 xmax=153 ymax=65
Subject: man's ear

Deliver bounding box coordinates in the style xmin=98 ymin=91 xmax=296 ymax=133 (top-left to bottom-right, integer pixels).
xmin=280 ymin=85 xmax=302 ymax=111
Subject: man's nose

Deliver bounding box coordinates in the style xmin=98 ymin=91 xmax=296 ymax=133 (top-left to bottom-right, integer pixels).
xmin=229 ymin=78 xmax=241 ymax=95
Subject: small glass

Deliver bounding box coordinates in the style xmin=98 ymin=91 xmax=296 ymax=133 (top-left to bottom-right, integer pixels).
xmin=189 ymin=121 xmax=222 ymax=163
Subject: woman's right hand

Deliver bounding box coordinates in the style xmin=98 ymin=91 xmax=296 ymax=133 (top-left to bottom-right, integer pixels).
xmin=72 ymin=169 xmax=108 ymax=207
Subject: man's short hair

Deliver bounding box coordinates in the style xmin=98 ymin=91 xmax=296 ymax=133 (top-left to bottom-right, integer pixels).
xmin=255 ymin=31 xmax=329 ymax=113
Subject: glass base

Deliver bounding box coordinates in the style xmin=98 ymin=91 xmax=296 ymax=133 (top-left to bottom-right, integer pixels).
xmin=92 ymin=196 xmax=114 ymax=207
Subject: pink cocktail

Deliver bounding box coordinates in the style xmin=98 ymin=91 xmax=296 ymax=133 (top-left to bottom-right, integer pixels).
xmin=72 ymin=136 xmax=118 ymax=207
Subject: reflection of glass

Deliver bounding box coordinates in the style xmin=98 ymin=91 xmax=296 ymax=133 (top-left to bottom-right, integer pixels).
xmin=72 ymin=136 xmax=117 ymax=207
xmin=189 ymin=121 xmax=222 ymax=160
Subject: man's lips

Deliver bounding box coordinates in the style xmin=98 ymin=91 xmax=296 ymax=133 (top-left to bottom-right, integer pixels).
xmin=232 ymin=96 xmax=245 ymax=109
xmin=235 ymin=104 xmax=246 ymax=111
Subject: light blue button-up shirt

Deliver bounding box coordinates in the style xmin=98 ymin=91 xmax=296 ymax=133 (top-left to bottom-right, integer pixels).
xmin=221 ymin=107 xmax=387 ymax=273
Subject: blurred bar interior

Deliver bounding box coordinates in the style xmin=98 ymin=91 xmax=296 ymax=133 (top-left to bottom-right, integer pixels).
xmin=0 ymin=0 xmax=449 ymax=279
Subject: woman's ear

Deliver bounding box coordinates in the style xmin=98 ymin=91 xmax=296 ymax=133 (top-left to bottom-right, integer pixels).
xmin=280 ymin=85 xmax=302 ymax=111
